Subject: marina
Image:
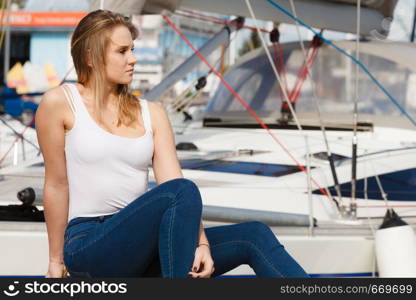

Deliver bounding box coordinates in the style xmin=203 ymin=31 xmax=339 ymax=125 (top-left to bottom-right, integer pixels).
xmin=1 ymin=0 xmax=416 ymax=278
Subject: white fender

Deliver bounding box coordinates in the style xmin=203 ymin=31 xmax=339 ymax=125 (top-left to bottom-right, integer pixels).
xmin=375 ymin=209 xmax=416 ymax=277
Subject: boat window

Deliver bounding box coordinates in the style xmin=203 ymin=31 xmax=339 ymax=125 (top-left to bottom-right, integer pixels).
xmin=179 ymin=159 xmax=306 ymax=177
xmin=311 ymin=152 xmax=348 ymax=161
xmin=205 ymin=42 xmax=416 ymax=120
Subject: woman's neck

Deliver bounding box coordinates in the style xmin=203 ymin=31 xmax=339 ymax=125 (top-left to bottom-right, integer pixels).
xmin=81 ymin=81 xmax=119 ymax=108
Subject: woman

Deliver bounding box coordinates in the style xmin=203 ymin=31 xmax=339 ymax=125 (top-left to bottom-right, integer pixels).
xmin=35 ymin=10 xmax=309 ymax=278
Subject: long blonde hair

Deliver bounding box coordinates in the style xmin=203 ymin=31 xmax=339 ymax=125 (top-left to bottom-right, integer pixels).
xmin=71 ymin=9 xmax=140 ymax=127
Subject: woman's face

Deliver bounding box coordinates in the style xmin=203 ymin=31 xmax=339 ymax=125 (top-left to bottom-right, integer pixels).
xmin=104 ymin=25 xmax=137 ymax=85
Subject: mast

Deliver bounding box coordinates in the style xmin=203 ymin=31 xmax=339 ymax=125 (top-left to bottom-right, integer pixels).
xmin=411 ymin=1 xmax=416 ymax=42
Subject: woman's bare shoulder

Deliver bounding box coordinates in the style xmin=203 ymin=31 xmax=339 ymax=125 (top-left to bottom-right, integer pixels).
xmin=40 ymin=85 xmax=67 ymax=108
xmin=37 ymin=85 xmax=73 ymax=128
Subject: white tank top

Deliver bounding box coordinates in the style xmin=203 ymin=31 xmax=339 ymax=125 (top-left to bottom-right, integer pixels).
xmin=62 ymin=83 xmax=154 ymax=222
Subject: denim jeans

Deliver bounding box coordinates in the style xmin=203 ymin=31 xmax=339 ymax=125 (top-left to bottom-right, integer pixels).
xmin=63 ymin=178 xmax=309 ymax=278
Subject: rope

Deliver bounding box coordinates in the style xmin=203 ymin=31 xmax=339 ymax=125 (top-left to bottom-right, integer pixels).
xmin=163 ymin=14 xmax=334 ymax=203
xmin=288 ymin=35 xmax=321 ymax=105
xmin=265 ymin=0 xmax=416 ymax=128
xmin=0 ymin=114 xmax=36 ymax=166
xmin=270 ymin=28 xmax=321 ymax=106
xmin=272 ymin=38 xmax=289 ymax=103
xmin=272 ymin=41 xmax=286 ymax=103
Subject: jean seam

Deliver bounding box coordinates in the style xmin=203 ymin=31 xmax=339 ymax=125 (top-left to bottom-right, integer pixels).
xmin=66 ymin=232 xmax=89 ymax=246
xmin=68 ymin=192 xmax=176 ymax=257
xmin=167 ymin=198 xmax=176 ymax=277
xmin=211 ymin=240 xmax=284 ymax=277
xmin=175 ymin=179 xmax=196 ymax=196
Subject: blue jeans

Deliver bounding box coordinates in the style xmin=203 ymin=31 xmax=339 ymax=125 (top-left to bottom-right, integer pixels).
xmin=63 ymin=178 xmax=308 ymax=278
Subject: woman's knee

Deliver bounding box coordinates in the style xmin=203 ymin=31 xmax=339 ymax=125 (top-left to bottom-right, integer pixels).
xmin=161 ymin=178 xmax=195 ymax=191
xmin=241 ymin=221 xmax=280 ymax=244
xmin=165 ymin=178 xmax=202 ymax=207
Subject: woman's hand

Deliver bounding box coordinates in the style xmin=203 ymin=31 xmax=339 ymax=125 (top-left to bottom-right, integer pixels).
xmin=188 ymin=244 xmax=215 ymax=278
xmin=45 ymin=261 xmax=67 ymax=278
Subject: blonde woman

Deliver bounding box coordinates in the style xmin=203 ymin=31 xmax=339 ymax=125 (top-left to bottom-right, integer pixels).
xmin=36 ymin=10 xmax=308 ymax=278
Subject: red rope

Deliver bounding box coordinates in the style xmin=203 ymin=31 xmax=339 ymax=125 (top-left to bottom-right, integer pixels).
xmin=273 ymin=42 xmax=285 ymax=103
xmin=288 ymin=38 xmax=320 ymax=104
xmin=292 ymin=41 xmax=320 ymax=104
xmin=163 ymin=15 xmax=333 ymax=201
xmin=276 ymin=42 xmax=288 ymax=89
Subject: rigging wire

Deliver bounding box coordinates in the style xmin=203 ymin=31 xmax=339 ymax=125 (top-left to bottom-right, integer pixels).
xmin=244 ymin=0 xmax=302 ymax=131
xmin=156 ymin=13 xmax=233 ymax=109
xmin=0 ymin=117 xmax=40 ymax=151
xmin=264 ymin=0 xmax=416 ymax=128
xmin=0 ymin=0 xmax=40 ymax=167
xmin=245 ymin=0 xmax=339 ymax=210
xmin=166 ymin=17 xmax=238 ymax=116
xmin=0 ymin=114 xmax=37 ymax=166
xmin=246 ymin=0 xmax=343 ymax=213
xmin=288 ymin=0 xmax=345 ymax=209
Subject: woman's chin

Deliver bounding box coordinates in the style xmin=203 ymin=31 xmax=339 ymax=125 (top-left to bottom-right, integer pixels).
xmin=112 ymin=78 xmax=133 ymax=85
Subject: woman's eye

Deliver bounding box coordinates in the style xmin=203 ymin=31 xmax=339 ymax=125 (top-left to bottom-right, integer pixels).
xmin=120 ymin=48 xmax=134 ymax=54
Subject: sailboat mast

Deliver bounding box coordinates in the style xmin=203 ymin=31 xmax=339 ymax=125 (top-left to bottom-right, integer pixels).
xmin=350 ymin=0 xmax=362 ymax=219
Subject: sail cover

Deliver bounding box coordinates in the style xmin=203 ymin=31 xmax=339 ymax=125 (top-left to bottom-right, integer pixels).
xmin=329 ymin=0 xmax=397 ymax=18
xmin=90 ymin=0 xmax=398 ymax=36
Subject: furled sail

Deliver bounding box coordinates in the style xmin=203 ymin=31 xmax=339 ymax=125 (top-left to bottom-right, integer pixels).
xmin=90 ymin=0 xmax=398 ymax=36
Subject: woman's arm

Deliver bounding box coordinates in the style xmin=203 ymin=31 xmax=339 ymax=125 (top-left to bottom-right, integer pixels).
xmin=35 ymin=87 xmax=71 ymax=265
xmin=149 ymin=102 xmax=183 ymax=184
xmin=148 ymin=102 xmax=209 ymax=246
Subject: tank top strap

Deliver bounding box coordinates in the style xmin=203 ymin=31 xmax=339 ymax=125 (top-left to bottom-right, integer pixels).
xmin=61 ymin=83 xmax=76 ymax=114
xmin=62 ymin=83 xmax=88 ymax=115
xmin=140 ymin=99 xmax=153 ymax=133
